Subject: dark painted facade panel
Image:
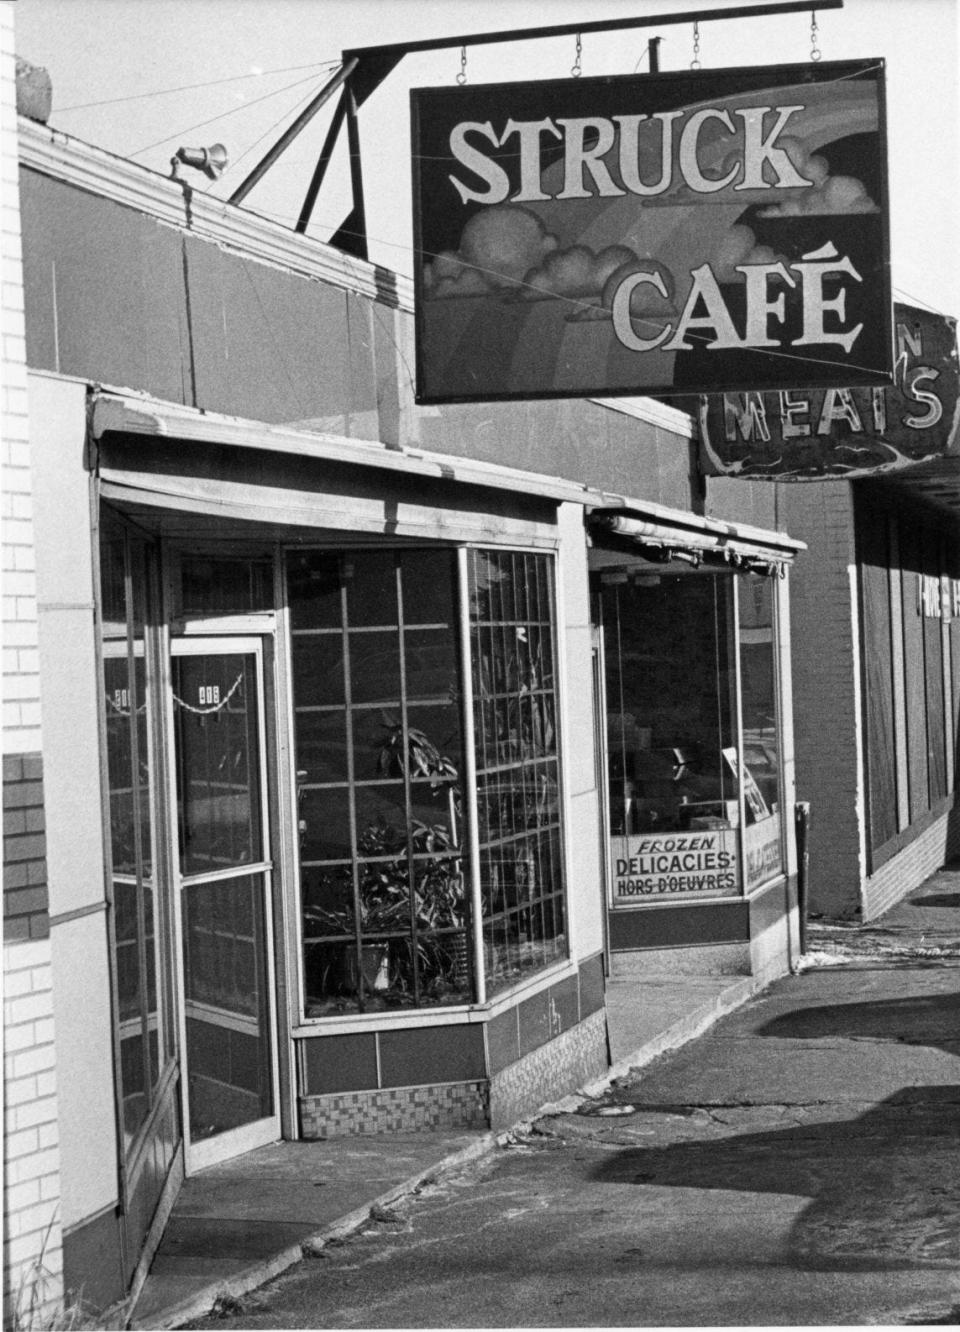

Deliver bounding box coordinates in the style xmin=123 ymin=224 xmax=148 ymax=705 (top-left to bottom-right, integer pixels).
xmin=378 ymin=1024 xmax=485 ymax=1088
xmin=518 ymin=989 xmax=552 ymax=1059
xmin=610 ymin=901 xmax=750 ymax=950
xmin=485 ymin=1007 xmax=520 ymax=1076
xmin=302 ymin=1034 xmax=378 ymax=1095
xmin=185 ymin=234 xmax=359 ymax=425
xmin=20 ymin=172 xmax=188 ymax=404
xmin=748 ymin=875 xmax=790 ymax=938
xmin=578 ymin=954 xmax=606 ymax=1018
xmin=551 ymin=972 xmax=580 ymax=1033
xmin=63 ymin=1210 xmax=125 ymax=1313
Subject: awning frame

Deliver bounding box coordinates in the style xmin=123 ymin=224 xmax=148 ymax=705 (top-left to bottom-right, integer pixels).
xmin=89 ymin=385 xmax=805 ymax=565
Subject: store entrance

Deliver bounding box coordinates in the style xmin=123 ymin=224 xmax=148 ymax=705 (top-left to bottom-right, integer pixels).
xmin=170 ymin=638 xmax=280 ymax=1173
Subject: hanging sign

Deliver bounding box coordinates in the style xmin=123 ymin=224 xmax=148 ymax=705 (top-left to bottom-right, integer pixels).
xmin=698 ymin=303 xmax=959 ymax=477
xmin=411 ymin=60 xmax=891 ymax=405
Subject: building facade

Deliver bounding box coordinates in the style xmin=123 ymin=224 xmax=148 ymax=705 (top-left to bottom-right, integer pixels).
xmin=4 ymin=65 xmax=808 ymax=1323
xmin=706 ymin=472 xmax=960 ymax=921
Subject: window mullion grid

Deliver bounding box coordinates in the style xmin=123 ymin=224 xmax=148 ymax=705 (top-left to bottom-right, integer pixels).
xmin=125 ymin=541 xmax=153 ymax=1119
xmin=515 ymin=551 xmax=535 ymax=952
xmin=341 ymin=565 xmax=365 ymax=1012
xmin=494 ymin=553 xmax=510 ymax=974
xmin=459 ymin=548 xmax=485 ymax=1004
xmin=530 ymin=555 xmax=548 ymax=953
xmin=396 ymin=555 xmax=422 ymax=1006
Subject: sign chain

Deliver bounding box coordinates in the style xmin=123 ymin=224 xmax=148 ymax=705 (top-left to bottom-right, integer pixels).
xmin=571 ymin=32 xmax=582 ymax=78
xmin=690 ymin=21 xmax=701 ymax=70
xmin=810 ymin=10 xmax=822 ymax=61
xmin=456 ymin=45 xmax=467 ymax=85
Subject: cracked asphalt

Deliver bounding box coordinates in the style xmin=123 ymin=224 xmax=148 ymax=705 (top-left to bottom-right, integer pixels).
xmin=185 ymin=865 xmax=960 ymax=1328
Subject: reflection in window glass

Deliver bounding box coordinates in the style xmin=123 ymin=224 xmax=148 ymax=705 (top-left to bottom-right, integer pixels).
xmin=173 ymin=655 xmax=263 ymax=876
xmin=180 ymin=555 xmax=272 ymax=616
xmin=289 ymin=546 xmax=569 ymax=1015
xmin=99 ymin=514 xmax=167 ymax=1153
xmin=469 ymin=550 xmax=566 ymax=998
xmin=738 ymin=575 xmax=783 ymax=889
xmin=602 ymin=573 xmax=737 ymax=838
xmin=289 ymin=549 xmax=469 ymax=1016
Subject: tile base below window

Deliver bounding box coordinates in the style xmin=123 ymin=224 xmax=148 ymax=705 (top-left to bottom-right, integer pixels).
xmin=300 ymin=1081 xmax=489 ymax=1139
xmin=489 ymin=1008 xmax=609 ymax=1131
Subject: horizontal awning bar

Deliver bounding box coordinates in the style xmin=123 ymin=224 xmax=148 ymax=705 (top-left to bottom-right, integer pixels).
xmin=593 ymin=512 xmax=804 ymax=565
xmin=91 ymin=391 xmax=603 ymax=506
xmin=90 ymin=388 xmax=803 ymax=560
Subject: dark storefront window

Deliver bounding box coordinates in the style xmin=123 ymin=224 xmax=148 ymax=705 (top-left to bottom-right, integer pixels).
xmin=857 ymin=487 xmax=959 ymax=868
xmin=603 ymin=572 xmax=738 ymax=837
xmin=288 ymin=546 xmax=567 ymax=1016
xmin=100 ymin=513 xmax=172 ymax=1153
xmin=599 ymin=564 xmax=783 ymax=904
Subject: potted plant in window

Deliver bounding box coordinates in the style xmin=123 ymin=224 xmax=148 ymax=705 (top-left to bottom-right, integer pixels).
xmin=302 ymin=715 xmax=468 ymax=1001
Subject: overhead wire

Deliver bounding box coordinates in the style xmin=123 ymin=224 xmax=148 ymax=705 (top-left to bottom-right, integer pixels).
xmin=56 ymin=61 xmax=341 ymax=113
xmin=129 ymin=70 xmax=326 ymax=158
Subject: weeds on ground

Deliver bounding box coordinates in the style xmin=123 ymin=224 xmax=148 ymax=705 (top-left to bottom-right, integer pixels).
xmin=6 ymin=1215 xmax=97 ymax=1332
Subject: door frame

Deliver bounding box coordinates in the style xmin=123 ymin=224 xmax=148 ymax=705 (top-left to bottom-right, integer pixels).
xmin=591 ymin=624 xmax=613 ymax=977
xmin=167 ymin=635 xmax=282 ymax=1174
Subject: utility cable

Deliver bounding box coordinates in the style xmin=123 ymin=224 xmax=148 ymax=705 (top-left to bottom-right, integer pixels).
xmin=56 ymin=62 xmax=339 ymax=113
xmin=129 ymin=71 xmax=324 ymax=158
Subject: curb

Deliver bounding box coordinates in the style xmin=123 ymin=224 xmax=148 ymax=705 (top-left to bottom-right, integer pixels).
xmin=127 ymin=1133 xmax=498 ymax=1330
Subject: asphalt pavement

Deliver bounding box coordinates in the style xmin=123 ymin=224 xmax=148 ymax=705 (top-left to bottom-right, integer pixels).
xmin=178 ymin=857 xmax=960 ymax=1329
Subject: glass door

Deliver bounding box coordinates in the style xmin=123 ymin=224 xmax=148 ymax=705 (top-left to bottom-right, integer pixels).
xmin=170 ymin=638 xmax=279 ymax=1172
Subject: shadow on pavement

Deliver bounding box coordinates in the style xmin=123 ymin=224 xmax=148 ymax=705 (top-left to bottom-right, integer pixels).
xmin=587 ymin=1087 xmax=960 ymax=1270
xmin=755 ymin=990 xmax=960 ymax=1056
xmin=911 ymin=892 xmax=960 ymax=908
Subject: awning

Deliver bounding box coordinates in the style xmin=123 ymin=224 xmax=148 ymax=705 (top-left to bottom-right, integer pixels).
xmin=588 ymin=509 xmax=804 ymax=572
xmin=91 ymin=387 xmax=805 ymax=565
xmin=90 ymin=391 xmax=601 ymax=505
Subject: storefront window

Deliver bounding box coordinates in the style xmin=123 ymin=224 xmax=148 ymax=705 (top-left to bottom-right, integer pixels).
xmin=468 ymin=551 xmax=566 ymax=996
xmin=599 ymin=565 xmax=783 ymax=904
xmin=179 ymin=554 xmax=273 ymax=617
xmin=290 ymin=549 xmax=469 ymax=1016
xmin=738 ymin=575 xmax=783 ymax=890
xmin=288 ymin=546 xmax=568 ymax=1016
xmin=100 ymin=515 xmax=169 ymax=1152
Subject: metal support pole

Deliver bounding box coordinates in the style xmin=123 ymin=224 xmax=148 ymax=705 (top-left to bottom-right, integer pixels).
xmin=648 ymin=37 xmax=662 ymax=73
xmin=795 ymin=800 xmax=811 ymax=955
xmin=228 ymin=57 xmax=358 ymax=206
xmin=296 ymin=90 xmax=348 ymax=233
xmin=341 ymin=79 xmax=367 ymax=261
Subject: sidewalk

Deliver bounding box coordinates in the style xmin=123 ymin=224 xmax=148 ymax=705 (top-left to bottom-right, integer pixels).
xmin=128 ymin=861 xmax=959 ymax=1330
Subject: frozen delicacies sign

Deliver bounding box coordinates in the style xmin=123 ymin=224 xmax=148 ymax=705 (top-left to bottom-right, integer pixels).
xmin=411 ymin=60 xmax=891 ymax=404
xmin=610 ymin=831 xmax=739 ymax=904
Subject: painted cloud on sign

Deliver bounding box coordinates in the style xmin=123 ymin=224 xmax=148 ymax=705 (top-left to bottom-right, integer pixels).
xmin=422 ymin=203 xmax=654 ymax=308
xmin=423 ymin=204 xmax=558 ymax=298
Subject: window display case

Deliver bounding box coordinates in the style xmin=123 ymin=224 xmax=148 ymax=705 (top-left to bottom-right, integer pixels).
xmin=598 ymin=564 xmax=783 ymax=904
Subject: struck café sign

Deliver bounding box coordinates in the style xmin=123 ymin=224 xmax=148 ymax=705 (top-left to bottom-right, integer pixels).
xmin=411 ymin=60 xmax=891 ymax=404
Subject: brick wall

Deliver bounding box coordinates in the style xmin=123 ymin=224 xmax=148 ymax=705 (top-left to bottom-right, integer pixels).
xmin=4 ymin=754 xmax=48 ymax=940
xmin=775 ymin=482 xmax=866 ymax=917
xmin=864 ymin=809 xmax=960 ymax=922
xmin=3 ymin=939 xmax=63 ymax=1326
xmin=2 ymin=11 xmax=64 ymax=1325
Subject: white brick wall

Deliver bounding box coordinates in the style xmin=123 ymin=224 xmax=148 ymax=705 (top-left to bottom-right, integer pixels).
xmin=2 ymin=4 xmax=42 ymax=755
xmin=3 ymin=941 xmax=63 ymax=1327
xmin=3 ymin=10 xmax=64 ymax=1327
